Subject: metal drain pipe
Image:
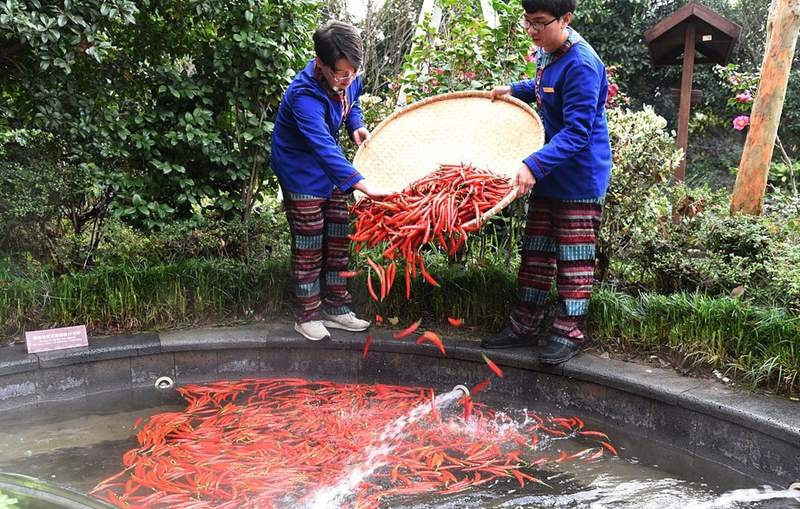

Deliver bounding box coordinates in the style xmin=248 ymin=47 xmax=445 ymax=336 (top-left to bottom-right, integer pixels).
xmin=452 ymin=385 xmax=470 ymax=397
xmin=154 ymin=376 xmax=175 ymax=391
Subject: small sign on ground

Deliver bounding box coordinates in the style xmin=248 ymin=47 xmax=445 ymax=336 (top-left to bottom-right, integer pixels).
xmin=25 ymin=325 xmax=88 ymax=354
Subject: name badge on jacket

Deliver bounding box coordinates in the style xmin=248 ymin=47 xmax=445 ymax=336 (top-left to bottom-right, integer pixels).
xmin=542 ymin=86 xmax=555 ymax=93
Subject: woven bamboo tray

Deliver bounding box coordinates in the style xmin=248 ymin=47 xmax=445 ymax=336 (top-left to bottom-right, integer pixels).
xmin=353 ymin=90 xmax=544 ymax=228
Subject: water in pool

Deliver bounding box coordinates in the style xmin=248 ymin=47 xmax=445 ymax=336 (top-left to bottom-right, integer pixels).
xmin=0 ymin=379 xmax=797 ymax=509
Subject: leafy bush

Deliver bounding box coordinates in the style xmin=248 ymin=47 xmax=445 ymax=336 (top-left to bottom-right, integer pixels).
xmin=91 ymin=195 xmax=290 ymax=267
xmin=0 ymin=128 xmax=112 ymax=272
xmin=2 ymin=0 xmax=320 ymax=229
xmin=0 ymin=129 xmax=65 ymax=240
xmin=392 ymin=0 xmax=534 ymax=101
xmin=768 ymin=160 xmax=800 ymax=191
xmin=596 ymin=106 xmax=683 ymax=280
xmin=641 ymin=215 xmax=773 ymax=294
xmin=764 ymin=242 xmax=800 ymax=311
xmin=621 ymin=184 xmax=800 ymax=310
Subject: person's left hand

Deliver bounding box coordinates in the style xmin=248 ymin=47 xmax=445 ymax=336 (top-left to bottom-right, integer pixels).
xmin=352 ymin=127 xmax=370 ymax=146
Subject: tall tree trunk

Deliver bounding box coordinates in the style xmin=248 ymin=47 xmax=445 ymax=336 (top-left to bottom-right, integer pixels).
xmin=730 ymin=0 xmax=800 ymax=214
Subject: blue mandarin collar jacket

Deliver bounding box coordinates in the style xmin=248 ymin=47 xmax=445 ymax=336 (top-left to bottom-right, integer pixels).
xmin=271 ymin=60 xmax=366 ymax=198
xmin=511 ymin=41 xmax=612 ymax=200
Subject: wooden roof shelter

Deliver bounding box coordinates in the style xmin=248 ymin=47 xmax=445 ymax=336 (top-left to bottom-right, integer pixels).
xmin=644 ymin=1 xmax=741 ymax=181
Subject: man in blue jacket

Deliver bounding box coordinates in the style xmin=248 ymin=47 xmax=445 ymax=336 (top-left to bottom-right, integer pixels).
xmin=482 ymin=0 xmax=612 ymax=364
xmin=271 ymin=21 xmax=388 ymax=342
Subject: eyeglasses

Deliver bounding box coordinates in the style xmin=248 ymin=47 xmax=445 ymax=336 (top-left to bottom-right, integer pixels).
xmin=327 ymin=67 xmax=361 ymax=84
xmin=521 ymin=16 xmax=559 ymax=32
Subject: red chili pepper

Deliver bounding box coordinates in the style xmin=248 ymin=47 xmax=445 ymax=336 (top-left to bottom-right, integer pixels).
xmin=470 ymin=378 xmax=490 ymax=395
xmin=601 ymin=441 xmax=618 ymax=455
xmin=393 ymin=319 xmax=421 ymax=339
xmin=481 ymin=353 xmax=505 ymax=378
xmin=578 ymin=430 xmax=610 ymax=440
xmin=350 ymin=164 xmax=512 ymax=302
xmin=417 ymin=254 xmax=439 ymax=287
xmin=416 ymin=331 xmax=446 ymax=355
xmin=362 ymin=333 xmax=372 ymax=359
xmin=366 ymin=257 xmax=385 ymax=302
xmin=385 ymin=261 xmax=397 ymax=297
xmin=366 ymin=267 xmax=379 ymax=302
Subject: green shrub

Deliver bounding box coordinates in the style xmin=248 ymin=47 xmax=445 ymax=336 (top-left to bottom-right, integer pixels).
xmin=0 ymin=128 xmax=113 ymax=272
xmin=597 ymin=106 xmax=683 ymax=280
xmin=2 ymin=0 xmax=320 ymax=229
xmin=621 ymin=184 xmax=800 ymax=310
xmin=394 ymin=0 xmax=534 ymax=101
xmin=764 ymin=241 xmax=800 ymax=311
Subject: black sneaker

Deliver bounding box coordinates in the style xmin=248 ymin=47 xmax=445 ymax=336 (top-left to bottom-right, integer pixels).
xmin=539 ymin=335 xmax=580 ymax=365
xmin=480 ymin=327 xmax=537 ymax=349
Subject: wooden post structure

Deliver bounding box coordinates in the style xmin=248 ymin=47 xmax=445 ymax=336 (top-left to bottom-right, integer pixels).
xmin=644 ymin=2 xmax=741 ymax=183
xmin=675 ymin=22 xmax=696 ymax=182
xmin=731 ymin=0 xmax=800 ymax=214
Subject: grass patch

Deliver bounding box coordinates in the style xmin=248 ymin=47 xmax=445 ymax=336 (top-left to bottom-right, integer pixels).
xmin=590 ymin=287 xmax=800 ymax=395
xmin=1 ymin=258 xmax=291 ymax=336
xmin=1 ymin=259 xmax=797 ymax=397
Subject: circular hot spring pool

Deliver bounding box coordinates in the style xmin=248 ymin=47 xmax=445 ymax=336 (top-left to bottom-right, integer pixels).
xmin=0 ymin=322 xmax=798 ymax=508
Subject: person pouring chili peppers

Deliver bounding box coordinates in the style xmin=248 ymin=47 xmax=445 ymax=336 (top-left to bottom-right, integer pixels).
xmin=271 ymin=21 xmax=390 ymax=342
xmin=483 ymin=0 xmax=612 ymax=365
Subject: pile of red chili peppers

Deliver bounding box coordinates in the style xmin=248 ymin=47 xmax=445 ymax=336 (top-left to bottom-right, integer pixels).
xmin=93 ymin=378 xmax=617 ymax=509
xmin=350 ymin=163 xmax=513 ymax=299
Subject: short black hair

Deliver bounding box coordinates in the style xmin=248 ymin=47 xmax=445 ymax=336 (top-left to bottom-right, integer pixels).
xmin=521 ymin=0 xmax=576 ymax=17
xmin=313 ymin=21 xmax=363 ymax=70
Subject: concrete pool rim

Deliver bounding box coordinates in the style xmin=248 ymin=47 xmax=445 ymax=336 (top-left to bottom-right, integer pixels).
xmin=1 ymin=321 xmax=798 ymax=487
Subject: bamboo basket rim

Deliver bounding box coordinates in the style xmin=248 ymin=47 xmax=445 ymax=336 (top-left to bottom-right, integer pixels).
xmin=354 ymin=90 xmax=543 ymax=157
xmin=352 ymin=90 xmax=543 ymax=228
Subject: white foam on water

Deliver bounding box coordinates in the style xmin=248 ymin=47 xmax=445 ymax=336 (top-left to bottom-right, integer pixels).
xmin=303 ymin=388 xmax=464 ymax=509
xmin=495 ymin=476 xmax=800 ymax=509
xmin=689 ymin=487 xmax=800 ymax=508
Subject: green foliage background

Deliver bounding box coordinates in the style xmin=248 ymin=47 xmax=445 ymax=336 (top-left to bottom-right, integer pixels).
xmin=0 ymin=0 xmax=799 ymax=395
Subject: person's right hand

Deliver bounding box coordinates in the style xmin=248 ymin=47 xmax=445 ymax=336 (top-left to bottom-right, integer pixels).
xmin=515 ymin=164 xmax=536 ymax=197
xmin=353 ymin=180 xmax=392 ymax=199
xmin=490 ymin=86 xmax=512 ymax=102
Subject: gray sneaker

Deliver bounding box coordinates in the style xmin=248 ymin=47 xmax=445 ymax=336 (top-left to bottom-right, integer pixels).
xmin=322 ymin=311 xmax=370 ymax=332
xmin=294 ymin=320 xmax=330 ymax=341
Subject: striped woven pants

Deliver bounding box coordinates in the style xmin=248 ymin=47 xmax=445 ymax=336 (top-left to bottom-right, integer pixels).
xmin=284 ymin=190 xmax=353 ymax=323
xmin=509 ymin=197 xmax=604 ymax=343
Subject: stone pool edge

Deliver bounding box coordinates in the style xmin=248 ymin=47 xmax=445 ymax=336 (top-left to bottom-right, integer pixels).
xmin=1 ymin=321 xmax=798 ymax=487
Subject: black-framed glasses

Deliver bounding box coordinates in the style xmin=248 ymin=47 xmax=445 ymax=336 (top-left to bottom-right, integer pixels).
xmin=521 ymin=16 xmax=558 ymax=31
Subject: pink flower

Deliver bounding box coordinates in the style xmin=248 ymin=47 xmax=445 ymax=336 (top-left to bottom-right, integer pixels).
xmin=430 ymin=77 xmax=439 ymax=87
xmin=388 ymin=82 xmax=399 ymax=90
xmin=431 ymin=67 xmax=445 ymax=75
xmin=608 ymin=83 xmax=619 ymax=98
xmin=525 ymin=52 xmax=535 ymax=63
xmin=463 ymin=71 xmax=476 ymax=81
xmin=735 ymin=91 xmax=753 ymax=103
xmin=732 ymin=115 xmax=750 ymax=131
